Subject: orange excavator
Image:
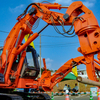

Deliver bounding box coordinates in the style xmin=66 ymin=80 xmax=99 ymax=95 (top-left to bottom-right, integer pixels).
xmin=0 ymin=1 xmax=100 ymax=100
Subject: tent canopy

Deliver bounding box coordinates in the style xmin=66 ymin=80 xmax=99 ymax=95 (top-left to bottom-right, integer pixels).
xmin=62 ymin=72 xmax=76 ymax=81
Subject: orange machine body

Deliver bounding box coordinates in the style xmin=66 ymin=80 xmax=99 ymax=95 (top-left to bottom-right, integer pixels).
xmin=0 ymin=1 xmax=100 ymax=91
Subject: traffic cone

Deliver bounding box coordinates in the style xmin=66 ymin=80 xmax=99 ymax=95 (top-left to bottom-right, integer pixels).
xmin=98 ymin=89 xmax=100 ymax=100
xmin=51 ymin=92 xmax=54 ymax=100
xmin=90 ymin=91 xmax=93 ymax=100
xmin=65 ymin=94 xmax=69 ymax=100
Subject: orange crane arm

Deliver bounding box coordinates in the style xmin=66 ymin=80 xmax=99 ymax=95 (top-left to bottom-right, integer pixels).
xmin=34 ymin=1 xmax=100 ymax=91
xmin=0 ymin=1 xmax=100 ymax=92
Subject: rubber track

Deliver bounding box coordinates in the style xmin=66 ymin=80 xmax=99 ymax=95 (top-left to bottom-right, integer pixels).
xmin=0 ymin=92 xmax=51 ymax=100
xmin=0 ymin=93 xmax=23 ymax=100
xmin=13 ymin=91 xmax=51 ymax=100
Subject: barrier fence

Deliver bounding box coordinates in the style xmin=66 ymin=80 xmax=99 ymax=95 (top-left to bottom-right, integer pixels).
xmin=31 ymin=91 xmax=90 ymax=96
xmin=16 ymin=89 xmax=97 ymax=96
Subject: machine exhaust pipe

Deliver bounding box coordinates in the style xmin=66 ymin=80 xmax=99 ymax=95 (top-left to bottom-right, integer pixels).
xmin=76 ymin=76 xmax=100 ymax=87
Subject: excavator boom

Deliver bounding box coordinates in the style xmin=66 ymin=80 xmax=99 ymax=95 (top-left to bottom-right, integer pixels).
xmin=0 ymin=1 xmax=100 ymax=100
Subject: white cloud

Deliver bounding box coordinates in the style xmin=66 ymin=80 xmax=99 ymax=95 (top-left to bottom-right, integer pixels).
xmin=38 ymin=57 xmax=53 ymax=69
xmin=83 ymin=1 xmax=94 ymax=8
xmin=46 ymin=58 xmax=53 ymax=62
xmin=45 ymin=58 xmax=53 ymax=69
xmin=9 ymin=4 xmax=24 ymax=13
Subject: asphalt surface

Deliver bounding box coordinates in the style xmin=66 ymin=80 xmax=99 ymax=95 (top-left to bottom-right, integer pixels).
xmin=54 ymin=94 xmax=97 ymax=100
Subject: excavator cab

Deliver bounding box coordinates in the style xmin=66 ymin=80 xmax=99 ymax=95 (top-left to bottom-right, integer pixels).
xmin=10 ymin=45 xmax=40 ymax=82
xmin=0 ymin=45 xmax=40 ymax=83
xmin=20 ymin=45 xmax=40 ymax=79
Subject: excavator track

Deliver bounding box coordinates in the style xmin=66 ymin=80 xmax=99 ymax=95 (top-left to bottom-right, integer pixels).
xmin=0 ymin=92 xmax=51 ymax=100
xmin=0 ymin=93 xmax=23 ymax=100
xmin=13 ymin=91 xmax=51 ymax=100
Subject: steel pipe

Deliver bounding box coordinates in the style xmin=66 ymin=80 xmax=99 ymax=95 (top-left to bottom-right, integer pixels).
xmin=76 ymin=76 xmax=100 ymax=87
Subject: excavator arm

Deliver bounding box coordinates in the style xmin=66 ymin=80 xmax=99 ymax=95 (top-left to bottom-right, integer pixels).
xmin=31 ymin=1 xmax=100 ymax=91
xmin=38 ymin=56 xmax=85 ymax=91
xmin=34 ymin=1 xmax=100 ymax=91
xmin=0 ymin=1 xmax=100 ymax=94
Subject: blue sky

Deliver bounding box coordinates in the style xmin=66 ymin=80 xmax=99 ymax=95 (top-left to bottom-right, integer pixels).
xmin=0 ymin=0 xmax=100 ymax=71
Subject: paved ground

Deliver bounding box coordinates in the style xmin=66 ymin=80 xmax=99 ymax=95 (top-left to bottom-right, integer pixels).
xmin=54 ymin=94 xmax=97 ymax=100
